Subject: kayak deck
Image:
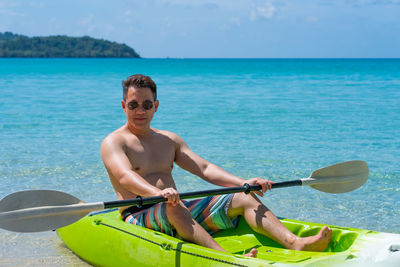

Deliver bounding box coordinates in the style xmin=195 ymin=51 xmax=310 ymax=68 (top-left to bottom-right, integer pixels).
xmin=57 ymin=209 xmax=400 ymax=266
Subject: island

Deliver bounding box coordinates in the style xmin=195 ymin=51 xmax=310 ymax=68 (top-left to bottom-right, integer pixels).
xmin=0 ymin=32 xmax=140 ymax=58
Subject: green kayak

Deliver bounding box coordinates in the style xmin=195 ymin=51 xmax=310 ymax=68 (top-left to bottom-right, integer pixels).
xmin=57 ymin=209 xmax=400 ymax=266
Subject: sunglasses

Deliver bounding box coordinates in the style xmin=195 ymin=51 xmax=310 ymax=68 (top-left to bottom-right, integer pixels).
xmin=127 ymin=100 xmax=154 ymax=110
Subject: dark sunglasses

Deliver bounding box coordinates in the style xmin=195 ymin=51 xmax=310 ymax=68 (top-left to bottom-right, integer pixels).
xmin=127 ymin=100 xmax=154 ymax=110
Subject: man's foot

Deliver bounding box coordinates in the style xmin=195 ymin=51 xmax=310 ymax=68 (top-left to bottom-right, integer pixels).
xmin=244 ymin=248 xmax=258 ymax=258
xmin=294 ymin=226 xmax=332 ymax=252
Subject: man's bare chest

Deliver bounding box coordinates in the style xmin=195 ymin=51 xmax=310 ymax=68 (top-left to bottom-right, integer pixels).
xmin=124 ymin=137 xmax=176 ymax=174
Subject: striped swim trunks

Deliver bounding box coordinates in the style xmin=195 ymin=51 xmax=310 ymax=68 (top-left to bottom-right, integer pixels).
xmin=122 ymin=194 xmax=238 ymax=236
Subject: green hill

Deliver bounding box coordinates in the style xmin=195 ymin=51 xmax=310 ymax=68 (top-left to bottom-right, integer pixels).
xmin=0 ymin=32 xmax=140 ymax=58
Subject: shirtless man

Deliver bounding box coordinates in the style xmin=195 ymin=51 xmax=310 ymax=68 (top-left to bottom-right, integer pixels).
xmin=101 ymin=74 xmax=332 ymax=257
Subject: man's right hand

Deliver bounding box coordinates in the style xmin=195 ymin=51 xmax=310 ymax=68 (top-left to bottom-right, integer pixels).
xmin=159 ymin=188 xmax=180 ymax=206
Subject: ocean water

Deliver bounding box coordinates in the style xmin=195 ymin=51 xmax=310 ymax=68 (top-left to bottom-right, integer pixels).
xmin=0 ymin=58 xmax=399 ymax=266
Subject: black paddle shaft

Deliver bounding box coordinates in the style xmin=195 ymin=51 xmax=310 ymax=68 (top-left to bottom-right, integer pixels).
xmin=103 ymin=180 xmax=303 ymax=209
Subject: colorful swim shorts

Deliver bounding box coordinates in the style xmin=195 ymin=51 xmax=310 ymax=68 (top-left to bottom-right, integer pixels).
xmin=122 ymin=194 xmax=238 ymax=236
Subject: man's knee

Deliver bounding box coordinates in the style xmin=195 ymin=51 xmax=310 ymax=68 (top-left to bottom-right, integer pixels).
xmin=165 ymin=201 xmax=196 ymax=230
xmin=165 ymin=201 xmax=189 ymax=219
xmin=232 ymin=192 xmax=262 ymax=208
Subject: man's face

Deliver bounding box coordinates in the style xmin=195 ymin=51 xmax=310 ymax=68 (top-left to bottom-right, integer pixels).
xmin=122 ymin=87 xmax=159 ymax=130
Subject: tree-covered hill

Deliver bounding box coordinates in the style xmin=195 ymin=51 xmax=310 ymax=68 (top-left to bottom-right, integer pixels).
xmin=0 ymin=32 xmax=140 ymax=58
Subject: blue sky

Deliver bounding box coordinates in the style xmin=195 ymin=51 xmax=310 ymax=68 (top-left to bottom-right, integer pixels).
xmin=1 ymin=0 xmax=399 ymax=58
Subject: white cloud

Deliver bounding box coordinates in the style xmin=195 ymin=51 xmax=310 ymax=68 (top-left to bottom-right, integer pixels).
xmin=86 ymin=25 xmax=96 ymax=33
xmin=0 ymin=1 xmax=20 ymax=9
xmin=0 ymin=9 xmax=24 ymax=16
xmin=230 ymin=17 xmax=241 ymax=26
xmin=104 ymin=24 xmax=115 ymax=34
xmin=0 ymin=1 xmax=25 ymax=17
xmin=124 ymin=10 xmax=134 ymax=23
xmin=157 ymin=0 xmax=219 ymax=6
xmin=349 ymin=0 xmax=400 ymax=6
xmin=76 ymin=14 xmax=96 ymax=34
xmin=250 ymin=1 xmax=276 ymax=21
xmin=79 ymin=14 xmax=95 ymax=26
xmin=306 ymin=16 xmax=319 ymax=23
xmin=29 ymin=1 xmax=45 ymax=8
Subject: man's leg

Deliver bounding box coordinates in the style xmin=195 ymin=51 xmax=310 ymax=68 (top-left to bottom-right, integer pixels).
xmin=165 ymin=201 xmax=223 ymax=250
xmin=165 ymin=201 xmax=258 ymax=257
xmin=227 ymin=192 xmax=332 ymax=251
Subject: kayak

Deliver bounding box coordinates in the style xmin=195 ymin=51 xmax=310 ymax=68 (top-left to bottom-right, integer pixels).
xmin=57 ymin=209 xmax=400 ymax=266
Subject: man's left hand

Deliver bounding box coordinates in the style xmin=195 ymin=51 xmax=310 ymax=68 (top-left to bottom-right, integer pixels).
xmin=245 ymin=177 xmax=273 ymax=197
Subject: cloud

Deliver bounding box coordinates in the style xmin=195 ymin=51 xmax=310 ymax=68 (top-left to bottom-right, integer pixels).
xmin=77 ymin=14 xmax=96 ymax=33
xmin=0 ymin=1 xmax=25 ymax=17
xmin=124 ymin=10 xmax=134 ymax=23
xmin=230 ymin=17 xmax=241 ymax=26
xmin=250 ymin=1 xmax=276 ymax=21
xmin=0 ymin=1 xmax=20 ymax=8
xmin=79 ymin=14 xmax=95 ymax=26
xmin=157 ymin=0 xmax=219 ymax=6
xmin=347 ymin=0 xmax=400 ymax=6
xmin=103 ymin=24 xmax=115 ymax=35
xmin=0 ymin=9 xmax=24 ymax=16
xmin=29 ymin=1 xmax=46 ymax=8
xmin=305 ymin=16 xmax=319 ymax=23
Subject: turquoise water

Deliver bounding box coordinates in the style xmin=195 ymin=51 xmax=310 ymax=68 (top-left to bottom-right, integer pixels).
xmin=1 ymin=58 xmax=399 ymax=265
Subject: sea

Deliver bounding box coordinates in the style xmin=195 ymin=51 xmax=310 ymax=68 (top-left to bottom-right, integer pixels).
xmin=0 ymin=58 xmax=399 ymax=266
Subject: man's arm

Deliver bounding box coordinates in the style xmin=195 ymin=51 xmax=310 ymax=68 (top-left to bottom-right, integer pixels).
xmin=172 ymin=133 xmax=272 ymax=195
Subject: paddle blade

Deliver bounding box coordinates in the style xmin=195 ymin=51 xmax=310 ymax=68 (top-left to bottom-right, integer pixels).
xmin=0 ymin=190 xmax=98 ymax=232
xmin=306 ymin=160 xmax=369 ymax=193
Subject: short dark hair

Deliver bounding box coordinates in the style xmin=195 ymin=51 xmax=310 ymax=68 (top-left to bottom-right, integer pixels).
xmin=122 ymin=74 xmax=157 ymax=101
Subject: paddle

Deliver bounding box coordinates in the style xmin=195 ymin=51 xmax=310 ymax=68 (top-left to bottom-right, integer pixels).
xmin=0 ymin=160 xmax=368 ymax=233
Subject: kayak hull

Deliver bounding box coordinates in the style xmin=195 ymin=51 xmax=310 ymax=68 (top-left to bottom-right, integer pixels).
xmin=57 ymin=209 xmax=400 ymax=266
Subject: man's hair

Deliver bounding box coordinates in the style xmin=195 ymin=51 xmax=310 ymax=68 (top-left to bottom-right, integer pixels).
xmin=122 ymin=74 xmax=157 ymax=101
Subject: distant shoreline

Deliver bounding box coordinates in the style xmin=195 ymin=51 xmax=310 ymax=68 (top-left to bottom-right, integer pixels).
xmin=0 ymin=32 xmax=140 ymax=58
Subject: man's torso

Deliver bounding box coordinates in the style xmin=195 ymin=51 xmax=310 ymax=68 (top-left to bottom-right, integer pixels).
xmin=107 ymin=126 xmax=178 ymax=202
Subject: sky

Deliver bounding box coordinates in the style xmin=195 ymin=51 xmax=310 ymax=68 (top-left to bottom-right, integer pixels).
xmin=1 ymin=0 xmax=399 ymax=58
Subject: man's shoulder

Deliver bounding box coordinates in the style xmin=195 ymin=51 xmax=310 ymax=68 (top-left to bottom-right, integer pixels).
xmin=102 ymin=126 xmax=129 ymax=148
xmin=152 ymin=129 xmax=188 ymax=148
xmin=153 ymin=129 xmax=182 ymax=141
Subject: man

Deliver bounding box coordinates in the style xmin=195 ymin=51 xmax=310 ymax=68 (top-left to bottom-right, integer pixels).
xmin=101 ymin=74 xmax=332 ymax=257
